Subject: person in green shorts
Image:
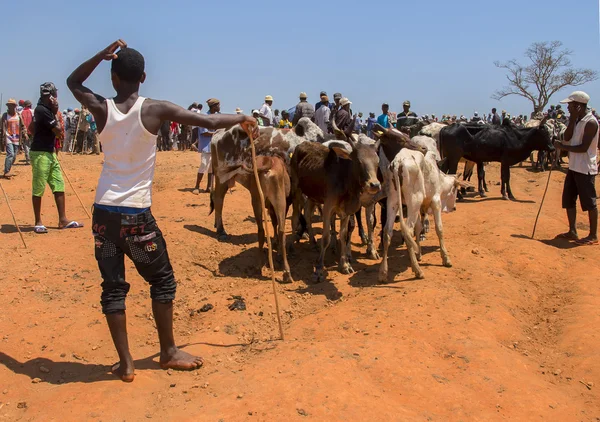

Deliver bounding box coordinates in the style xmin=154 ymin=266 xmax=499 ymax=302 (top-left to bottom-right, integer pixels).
xmin=30 ymin=82 xmax=83 ymax=234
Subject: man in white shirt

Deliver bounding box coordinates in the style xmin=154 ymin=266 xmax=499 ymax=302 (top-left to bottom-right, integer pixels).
xmin=553 ymin=91 xmax=599 ymax=245
xmin=314 ymin=94 xmax=330 ymax=133
xmin=259 ymin=95 xmax=273 ymax=127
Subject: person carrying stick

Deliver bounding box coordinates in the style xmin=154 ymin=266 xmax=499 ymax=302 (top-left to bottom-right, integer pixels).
xmin=553 ymin=91 xmax=599 ymax=246
xmin=29 ymin=82 xmax=83 ymax=234
xmin=67 ymin=40 xmax=257 ymax=383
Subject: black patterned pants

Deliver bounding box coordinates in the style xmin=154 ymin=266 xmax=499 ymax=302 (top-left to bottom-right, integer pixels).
xmin=92 ymin=207 xmax=176 ymax=314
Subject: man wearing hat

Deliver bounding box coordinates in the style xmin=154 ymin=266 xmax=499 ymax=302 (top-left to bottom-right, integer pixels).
xmin=292 ymin=92 xmax=315 ymax=126
xmin=235 ymin=107 xmax=243 ymax=114
xmin=1 ymin=98 xmax=28 ymax=177
xmin=397 ymin=100 xmax=418 ymax=129
xmin=29 ymin=82 xmax=81 ymax=233
xmin=553 ymin=91 xmax=599 ymax=245
xmin=333 ymin=97 xmax=354 ymax=137
xmin=314 ymin=94 xmax=331 ymax=132
xmin=315 ymin=91 xmax=332 ymax=112
xmin=193 ymin=98 xmax=220 ymax=193
xmin=259 ymin=95 xmax=273 ymax=127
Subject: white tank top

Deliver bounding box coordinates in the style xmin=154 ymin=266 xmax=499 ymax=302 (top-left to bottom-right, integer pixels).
xmin=95 ymin=97 xmax=157 ymax=208
xmin=568 ymin=112 xmax=599 ymax=175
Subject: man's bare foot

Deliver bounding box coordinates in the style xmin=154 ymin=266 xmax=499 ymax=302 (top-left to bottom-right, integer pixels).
xmin=111 ymin=361 xmax=135 ymax=383
xmin=159 ymin=347 xmax=203 ymax=370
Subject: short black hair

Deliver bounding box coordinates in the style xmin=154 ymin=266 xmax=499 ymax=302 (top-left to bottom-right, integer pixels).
xmin=111 ymin=48 xmax=145 ymax=83
xmin=492 ymin=108 xmax=496 ymax=113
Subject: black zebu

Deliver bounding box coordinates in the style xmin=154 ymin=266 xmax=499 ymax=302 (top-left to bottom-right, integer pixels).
xmin=439 ymin=118 xmax=554 ymax=200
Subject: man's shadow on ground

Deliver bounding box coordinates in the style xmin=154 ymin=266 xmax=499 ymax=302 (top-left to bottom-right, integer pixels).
xmin=0 ymin=342 xmax=247 ymax=385
xmin=511 ymin=234 xmax=580 ymax=249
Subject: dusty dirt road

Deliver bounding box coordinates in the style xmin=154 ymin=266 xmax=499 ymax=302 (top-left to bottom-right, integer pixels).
xmin=0 ymin=151 xmax=598 ymax=422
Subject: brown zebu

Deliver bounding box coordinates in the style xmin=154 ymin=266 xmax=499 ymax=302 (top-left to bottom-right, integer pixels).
xmin=290 ymin=130 xmax=381 ymax=282
xmin=210 ymin=119 xmax=328 ymax=283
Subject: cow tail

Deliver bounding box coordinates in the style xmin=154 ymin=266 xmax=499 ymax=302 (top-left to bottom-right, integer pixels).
xmin=209 ymin=190 xmax=215 ymax=215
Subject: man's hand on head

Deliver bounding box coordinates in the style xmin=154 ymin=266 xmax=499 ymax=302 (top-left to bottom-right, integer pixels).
xmin=100 ymin=39 xmax=127 ymax=61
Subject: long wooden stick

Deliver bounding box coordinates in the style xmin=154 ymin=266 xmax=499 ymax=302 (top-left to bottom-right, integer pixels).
xmin=0 ymin=179 xmax=27 ymax=249
xmin=56 ymin=153 xmax=91 ymax=219
xmin=247 ymin=129 xmax=285 ymax=341
xmin=531 ymin=167 xmax=553 ymax=239
xmin=531 ymin=146 xmax=560 ymax=239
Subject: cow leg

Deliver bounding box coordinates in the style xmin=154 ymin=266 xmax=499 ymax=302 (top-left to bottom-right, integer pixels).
xmin=420 ymin=212 xmax=429 ymax=241
xmin=303 ymin=199 xmax=317 ymax=247
xmin=347 ymin=214 xmax=355 ymax=262
xmin=477 ymin=163 xmax=486 ymax=197
xmin=500 ymin=163 xmax=509 ymax=200
xmin=268 ymin=203 xmax=278 ymax=250
xmin=250 ymin=182 xmax=266 ymax=273
xmin=330 ymin=215 xmax=338 ymax=255
xmin=415 ymin=213 xmax=423 ymax=262
xmin=314 ymin=203 xmax=333 ymax=283
xmin=404 ymin=198 xmax=424 ymax=279
xmin=366 ymin=203 xmax=380 ymax=260
xmin=291 ymin=189 xmax=304 ymax=247
xmin=355 ymin=208 xmax=367 ymax=245
xmin=504 ymin=164 xmax=516 ymax=200
xmin=378 ymin=195 xmax=398 ymax=282
xmin=338 ymin=215 xmax=354 ymax=275
xmin=212 ymin=176 xmax=230 ymax=240
xmin=482 ymin=164 xmax=488 ymax=192
xmin=432 ymin=202 xmax=452 ymax=267
xmin=267 ymin=180 xmax=293 ymax=284
xmin=378 ymin=199 xmax=387 ymax=249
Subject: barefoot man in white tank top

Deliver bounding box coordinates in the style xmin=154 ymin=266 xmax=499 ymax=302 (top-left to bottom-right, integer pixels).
xmin=67 ymin=40 xmax=257 ymax=382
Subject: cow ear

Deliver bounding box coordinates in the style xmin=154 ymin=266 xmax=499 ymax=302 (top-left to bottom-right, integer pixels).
xmin=331 ymin=146 xmax=352 ymax=160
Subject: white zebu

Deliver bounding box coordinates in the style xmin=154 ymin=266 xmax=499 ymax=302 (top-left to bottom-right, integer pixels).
xmin=379 ymin=149 xmax=461 ymax=281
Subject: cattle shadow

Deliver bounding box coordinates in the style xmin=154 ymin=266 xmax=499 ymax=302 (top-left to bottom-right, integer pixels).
xmin=292 ymin=280 xmax=343 ymax=301
xmin=177 ymin=187 xmax=198 ymax=193
xmin=184 ymin=224 xmax=258 ymax=246
xmin=347 ymin=241 xmax=438 ymax=288
xmin=216 ymin=247 xmax=270 ymax=280
xmin=1 ymin=224 xmax=35 ymax=234
xmin=510 ymin=234 xmax=580 ymax=250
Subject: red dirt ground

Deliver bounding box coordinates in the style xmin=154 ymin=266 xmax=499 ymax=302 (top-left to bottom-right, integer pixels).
xmin=0 ymin=151 xmax=598 ymax=421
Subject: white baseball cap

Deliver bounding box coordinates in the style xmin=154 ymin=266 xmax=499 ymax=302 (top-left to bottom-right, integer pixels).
xmin=560 ymin=91 xmax=590 ymax=105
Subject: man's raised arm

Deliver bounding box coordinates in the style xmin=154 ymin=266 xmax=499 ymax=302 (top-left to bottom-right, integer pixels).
xmin=156 ymin=101 xmax=258 ymax=137
xmin=67 ymin=40 xmax=127 ymax=116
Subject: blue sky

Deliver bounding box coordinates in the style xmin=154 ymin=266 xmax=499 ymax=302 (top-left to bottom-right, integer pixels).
xmin=1 ymin=0 xmax=598 ymax=118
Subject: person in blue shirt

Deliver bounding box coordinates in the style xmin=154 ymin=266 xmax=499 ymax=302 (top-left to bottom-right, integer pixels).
xmin=377 ymin=103 xmax=391 ymax=128
xmin=366 ymin=112 xmax=377 ymax=137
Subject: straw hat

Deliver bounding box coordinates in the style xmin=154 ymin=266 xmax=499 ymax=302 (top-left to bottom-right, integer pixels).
xmin=6 ymin=98 xmax=17 ymax=106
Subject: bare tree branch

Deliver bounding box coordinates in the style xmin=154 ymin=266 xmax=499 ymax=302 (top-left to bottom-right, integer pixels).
xmin=492 ymin=41 xmax=598 ymax=114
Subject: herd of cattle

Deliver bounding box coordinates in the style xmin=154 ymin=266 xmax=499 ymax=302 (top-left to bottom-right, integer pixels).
xmin=207 ymin=116 xmax=556 ymax=283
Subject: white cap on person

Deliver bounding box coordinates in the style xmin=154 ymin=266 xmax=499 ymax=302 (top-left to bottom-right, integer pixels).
xmin=560 ymin=91 xmax=590 ymax=104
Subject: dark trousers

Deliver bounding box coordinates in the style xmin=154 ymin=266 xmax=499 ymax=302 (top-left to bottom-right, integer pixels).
xmin=92 ymin=207 xmax=176 ymax=314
